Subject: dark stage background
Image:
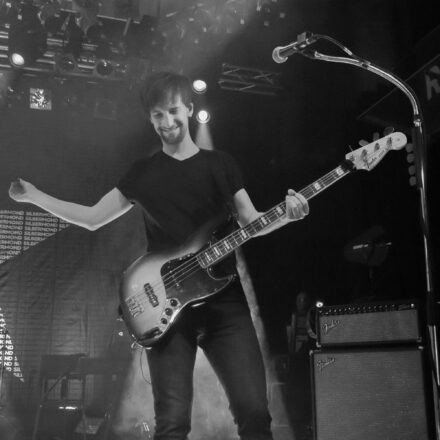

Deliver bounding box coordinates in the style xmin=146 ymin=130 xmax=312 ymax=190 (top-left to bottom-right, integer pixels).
xmin=0 ymin=0 xmax=439 ymax=439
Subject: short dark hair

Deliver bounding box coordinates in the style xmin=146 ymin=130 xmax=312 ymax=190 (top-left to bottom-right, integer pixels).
xmin=140 ymin=71 xmax=193 ymax=114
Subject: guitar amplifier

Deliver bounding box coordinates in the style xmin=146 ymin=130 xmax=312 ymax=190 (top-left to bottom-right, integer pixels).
xmin=317 ymin=300 xmax=421 ymax=347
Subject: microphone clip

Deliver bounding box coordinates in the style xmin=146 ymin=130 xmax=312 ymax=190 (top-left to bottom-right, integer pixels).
xmin=272 ymin=31 xmax=318 ymax=64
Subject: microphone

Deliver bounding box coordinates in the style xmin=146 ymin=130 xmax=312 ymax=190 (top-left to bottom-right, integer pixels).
xmin=272 ymin=31 xmax=318 ymax=63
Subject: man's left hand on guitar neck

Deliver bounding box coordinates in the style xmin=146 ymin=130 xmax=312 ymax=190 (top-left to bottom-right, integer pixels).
xmin=285 ymin=188 xmax=309 ymax=221
xmin=232 ymin=187 xmax=309 ymax=237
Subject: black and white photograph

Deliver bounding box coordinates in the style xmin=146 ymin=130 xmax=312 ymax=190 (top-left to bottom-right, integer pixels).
xmin=0 ymin=1 xmax=439 ymax=439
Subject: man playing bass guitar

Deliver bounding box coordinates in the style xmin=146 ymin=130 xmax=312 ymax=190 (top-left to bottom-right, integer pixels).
xmin=9 ymin=71 xmax=309 ymax=440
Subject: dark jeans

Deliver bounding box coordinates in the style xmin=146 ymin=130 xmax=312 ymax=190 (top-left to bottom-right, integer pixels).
xmin=147 ymin=286 xmax=273 ymax=440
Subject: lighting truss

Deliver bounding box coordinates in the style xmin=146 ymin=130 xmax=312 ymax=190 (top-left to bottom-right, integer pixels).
xmin=0 ymin=29 xmax=128 ymax=80
xmin=0 ymin=2 xmax=291 ymax=84
xmin=218 ymin=63 xmax=283 ymax=96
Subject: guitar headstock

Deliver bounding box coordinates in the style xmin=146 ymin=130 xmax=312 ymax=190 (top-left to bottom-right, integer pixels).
xmin=346 ymin=132 xmax=407 ymax=171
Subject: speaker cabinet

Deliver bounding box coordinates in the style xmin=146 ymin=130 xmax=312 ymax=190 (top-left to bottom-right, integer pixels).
xmin=311 ymin=347 xmax=431 ymax=440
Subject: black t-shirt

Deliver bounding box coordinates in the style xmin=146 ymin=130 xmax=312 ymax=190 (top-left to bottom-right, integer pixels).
xmin=117 ymin=148 xmax=244 ymax=251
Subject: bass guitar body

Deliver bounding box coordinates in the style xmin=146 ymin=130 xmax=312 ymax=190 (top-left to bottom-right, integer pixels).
xmin=119 ymin=217 xmax=236 ymax=347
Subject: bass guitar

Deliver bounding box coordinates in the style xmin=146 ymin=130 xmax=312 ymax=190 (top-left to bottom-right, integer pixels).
xmin=119 ymin=132 xmax=407 ymax=347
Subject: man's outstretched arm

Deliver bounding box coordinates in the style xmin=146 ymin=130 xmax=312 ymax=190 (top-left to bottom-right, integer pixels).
xmin=9 ymin=179 xmax=133 ymax=231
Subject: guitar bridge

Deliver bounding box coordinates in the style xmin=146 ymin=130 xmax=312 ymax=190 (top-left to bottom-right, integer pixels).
xmin=125 ymin=296 xmax=144 ymax=317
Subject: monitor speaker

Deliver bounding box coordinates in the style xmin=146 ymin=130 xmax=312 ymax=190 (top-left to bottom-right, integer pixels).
xmin=311 ymin=347 xmax=431 ymax=440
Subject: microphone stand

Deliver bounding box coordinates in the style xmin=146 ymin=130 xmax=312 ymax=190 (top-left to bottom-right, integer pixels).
xmin=295 ymin=35 xmax=438 ymax=438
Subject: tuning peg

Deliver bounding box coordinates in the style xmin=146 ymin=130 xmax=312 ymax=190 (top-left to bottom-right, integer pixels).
xmin=383 ymin=126 xmax=395 ymax=136
xmin=372 ymin=132 xmax=380 ymax=141
xmin=358 ymin=139 xmax=369 ymax=147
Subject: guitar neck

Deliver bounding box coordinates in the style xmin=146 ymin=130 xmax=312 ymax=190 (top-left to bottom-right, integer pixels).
xmin=197 ymin=160 xmax=353 ymax=268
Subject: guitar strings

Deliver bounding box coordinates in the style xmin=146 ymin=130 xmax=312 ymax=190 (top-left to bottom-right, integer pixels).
xmin=128 ymin=204 xmax=286 ymax=305
xmin=127 ymin=166 xmax=350 ymax=305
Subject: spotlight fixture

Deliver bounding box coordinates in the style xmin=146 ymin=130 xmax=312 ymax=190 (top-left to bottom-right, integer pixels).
xmin=94 ymin=59 xmax=114 ymax=77
xmin=192 ymin=79 xmax=207 ymax=94
xmin=63 ymin=14 xmax=84 ymax=59
xmin=54 ymin=52 xmax=78 ymax=73
xmin=43 ymin=13 xmax=64 ymax=36
xmin=196 ymin=109 xmax=210 ymax=124
xmin=9 ymin=53 xmax=25 ymax=68
xmin=0 ymin=0 xmax=19 ymax=26
xmin=84 ymin=22 xmax=105 ymax=42
xmin=39 ymin=1 xmax=63 ymax=36
xmin=8 ymin=3 xmax=47 ymax=68
xmin=73 ymin=0 xmax=103 ymax=42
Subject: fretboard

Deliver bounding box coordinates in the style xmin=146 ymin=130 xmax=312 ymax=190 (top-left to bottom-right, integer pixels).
xmin=197 ymin=161 xmax=353 ymax=268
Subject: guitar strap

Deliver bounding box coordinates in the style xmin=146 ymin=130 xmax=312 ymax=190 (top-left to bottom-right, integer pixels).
xmin=207 ymin=153 xmax=240 ymax=276
xmin=207 ymin=153 xmax=238 ymax=222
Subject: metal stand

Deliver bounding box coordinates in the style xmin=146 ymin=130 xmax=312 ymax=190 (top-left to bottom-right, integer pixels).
xmin=292 ymin=34 xmax=439 ymax=439
xmin=32 ymin=354 xmax=87 ymax=440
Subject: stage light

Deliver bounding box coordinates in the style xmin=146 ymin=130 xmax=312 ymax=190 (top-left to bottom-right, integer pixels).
xmin=0 ymin=0 xmax=19 ymax=25
xmin=8 ymin=30 xmax=47 ymax=68
xmin=63 ymin=14 xmax=84 ymax=59
xmin=52 ymin=15 xmax=82 ymax=73
xmin=85 ymin=22 xmax=105 ymax=41
xmin=94 ymin=59 xmax=114 ymax=77
xmin=54 ymin=52 xmax=78 ymax=73
xmin=74 ymin=0 xmax=103 ymax=42
xmin=43 ymin=13 xmax=64 ymax=35
xmin=39 ymin=1 xmax=62 ymax=36
xmin=9 ymin=53 xmax=25 ymax=67
xmin=7 ymin=3 xmax=47 ymax=68
xmin=196 ymin=109 xmax=210 ymax=124
xmin=192 ymin=79 xmax=207 ymax=94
